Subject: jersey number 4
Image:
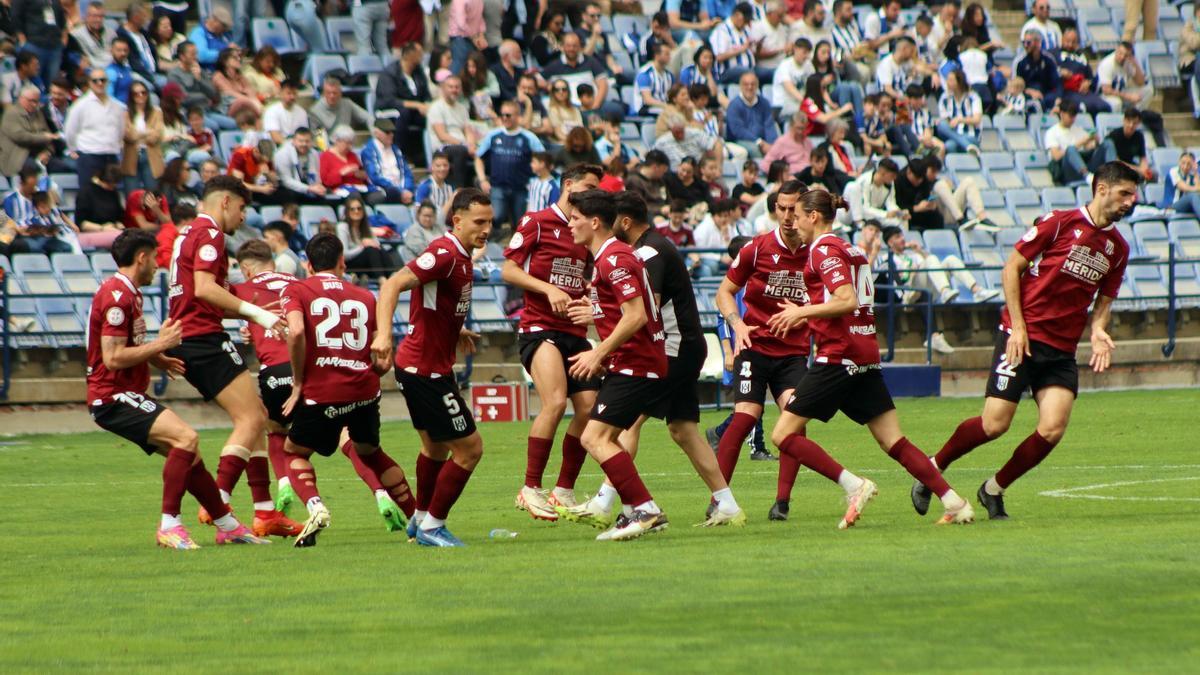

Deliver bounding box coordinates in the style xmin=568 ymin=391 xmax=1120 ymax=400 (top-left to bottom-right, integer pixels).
xmin=312 ymin=298 xmax=369 ymax=350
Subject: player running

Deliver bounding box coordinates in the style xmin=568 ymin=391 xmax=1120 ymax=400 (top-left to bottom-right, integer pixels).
xmin=372 ymin=189 xmax=493 ymax=548
xmin=501 ymin=163 xmax=603 ymax=520
xmin=278 ymin=233 xmax=411 ymax=547
xmin=713 ymin=180 xmax=812 ymax=522
xmin=555 ymin=189 xmax=670 ymax=541
xmin=87 ymin=229 xmax=268 ymax=548
xmin=565 ymin=191 xmax=745 ymax=526
xmin=767 ymin=189 xmax=975 ymax=528
xmin=166 ymin=175 xmax=285 ymax=525
xmin=233 ymin=241 xmax=414 ymax=533
xmin=912 ymin=162 xmax=1140 ymax=520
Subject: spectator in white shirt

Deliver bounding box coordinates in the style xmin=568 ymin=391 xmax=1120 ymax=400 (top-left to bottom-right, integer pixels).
xmin=64 ymin=68 xmax=127 ymax=185
xmin=751 ymin=1 xmax=792 ymax=69
xmin=693 ymin=197 xmax=753 ymax=277
xmin=1097 ymin=41 xmax=1153 ymax=112
xmin=861 ymin=0 xmax=908 ymax=56
xmin=1043 ymin=101 xmax=1102 ymax=185
xmin=840 ymin=158 xmax=907 ymax=228
xmin=772 ymin=38 xmax=814 ymax=115
xmin=790 ymin=0 xmax=831 ymax=46
xmin=262 ymin=80 xmax=310 ymax=147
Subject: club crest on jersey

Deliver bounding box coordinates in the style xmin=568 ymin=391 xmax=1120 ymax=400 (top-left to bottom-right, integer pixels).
xmin=416 ymin=252 xmax=436 ymax=270
xmin=199 ymin=244 xmax=220 ymax=262
xmin=1022 ymin=227 xmax=1038 ymax=242
xmin=1105 ymin=239 xmax=1115 ymax=255
xmin=508 ymin=232 xmax=524 ymax=249
xmin=106 ymin=307 xmax=125 ymax=326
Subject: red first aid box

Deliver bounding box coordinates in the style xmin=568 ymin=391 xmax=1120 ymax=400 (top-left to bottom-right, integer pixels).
xmin=471 ymin=383 xmax=528 ymax=422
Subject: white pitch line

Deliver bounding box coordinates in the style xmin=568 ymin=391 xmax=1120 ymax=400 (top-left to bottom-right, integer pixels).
xmin=1039 ymin=476 xmax=1200 ymax=502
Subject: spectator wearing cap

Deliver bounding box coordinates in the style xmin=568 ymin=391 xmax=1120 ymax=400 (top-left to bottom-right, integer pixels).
xmin=186 ymin=6 xmax=233 ymax=68
xmin=262 ymin=79 xmax=310 ymax=147
xmin=1 ymin=85 xmax=60 ymax=177
xmin=64 ymin=68 xmax=126 ymax=184
xmin=309 ymin=76 xmax=372 ymax=135
xmin=362 ymin=118 xmax=416 ymax=204
xmin=71 ymin=2 xmax=117 ymax=70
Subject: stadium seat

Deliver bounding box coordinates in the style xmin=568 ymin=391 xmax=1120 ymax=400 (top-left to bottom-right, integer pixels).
xmin=923 ymin=229 xmax=962 ymax=261
xmin=217 ymin=130 xmax=245 ymax=161
xmin=348 ymin=54 xmax=384 ymax=76
xmin=1151 ymin=148 xmax=1183 ymax=178
xmin=252 ymin=18 xmax=298 ymax=53
xmin=1041 ymin=187 xmax=1077 ymax=213
xmin=1129 ymin=262 xmax=1169 ymax=305
xmin=325 ymin=17 xmax=358 ymax=53
xmin=1094 ymin=112 xmax=1124 ymax=138
xmin=612 ymin=15 xmax=650 ymax=39
xmin=300 ymin=205 xmax=337 ymax=238
xmin=5 ymin=298 xmax=47 ymax=347
xmin=307 ymin=54 xmax=347 ymax=89
xmin=980 ymin=190 xmax=1016 ymax=228
xmin=374 ymin=204 xmax=413 ymax=235
xmin=1170 ymin=219 xmax=1200 ymax=240
xmin=260 ymin=206 xmax=284 ymax=224
xmin=977 ymin=126 xmax=1006 ymax=153
xmin=53 ymin=253 xmax=100 ymax=294
xmin=1076 ymin=184 xmax=1092 ymax=206
xmin=1078 ymin=7 xmax=1121 ymax=51
xmin=13 ymin=254 xmax=61 ymax=294
xmin=980 ymin=152 xmax=1021 ymax=189
xmin=469 ymin=286 xmax=511 ymax=332
xmin=42 ymin=297 xmax=84 ymax=347
xmin=1135 ymin=221 xmax=1171 ymax=259
xmin=1144 ymin=183 xmax=1166 ymax=207
xmin=1005 ymin=189 xmax=1042 ymax=226
xmin=1015 ymin=152 xmax=1055 ymax=189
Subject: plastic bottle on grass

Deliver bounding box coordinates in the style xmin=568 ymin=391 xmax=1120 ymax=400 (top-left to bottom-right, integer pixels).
xmin=488 ymin=529 xmax=519 ymax=540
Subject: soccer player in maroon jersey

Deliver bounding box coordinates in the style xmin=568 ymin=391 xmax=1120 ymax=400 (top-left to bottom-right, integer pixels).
xmin=767 ymin=190 xmax=975 ymax=528
xmin=714 ymin=180 xmax=812 ymax=522
xmin=87 ymin=230 xmax=268 ymax=548
xmin=371 ymin=189 xmax=493 ymax=548
xmin=166 ymin=176 xmax=286 ymax=526
xmin=235 ymin=241 xmax=416 ymax=533
xmin=501 ymin=163 xmax=603 ymax=520
xmin=556 ymin=189 xmax=670 ymax=541
xmin=277 ymin=233 xmax=411 ymax=547
xmin=913 ymin=162 xmax=1141 ymax=520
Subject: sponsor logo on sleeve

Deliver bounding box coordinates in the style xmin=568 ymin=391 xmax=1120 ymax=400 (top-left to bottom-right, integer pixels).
xmin=198 ymin=244 xmax=219 ymax=262
xmin=416 ymin=252 xmax=436 ymax=270
xmin=508 ymin=232 xmax=524 ymax=249
xmin=1021 ymin=227 xmax=1038 ymax=242
xmin=106 ymin=307 xmax=125 ymax=326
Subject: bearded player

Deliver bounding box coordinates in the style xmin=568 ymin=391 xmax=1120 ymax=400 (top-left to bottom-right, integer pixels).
xmin=556 ymin=189 xmax=670 ymax=541
xmin=279 ymin=233 xmax=412 ymax=547
xmin=713 ymin=180 xmax=812 ymax=522
xmin=565 ymin=191 xmax=745 ymax=527
xmin=87 ymin=229 xmax=268 ymax=548
xmin=912 ymin=162 xmax=1140 ymax=520
xmin=372 ymin=189 xmax=493 ymax=548
xmin=501 ymin=163 xmax=603 ymax=520
xmin=767 ymin=189 xmax=975 ymax=528
xmin=233 ymin=241 xmax=414 ymax=533
xmin=166 ymin=175 xmax=286 ymax=525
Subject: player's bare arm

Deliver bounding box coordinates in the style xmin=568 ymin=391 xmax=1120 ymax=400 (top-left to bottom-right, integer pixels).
xmin=1089 ymin=295 xmax=1116 ymax=373
xmin=716 ymin=277 xmax=756 ymax=354
xmin=281 ymin=309 xmax=306 ymax=417
xmin=501 ymin=259 xmax=572 ymax=315
xmin=768 ymin=285 xmax=857 ymax=337
xmin=569 ymin=296 xmax=646 ymax=380
xmin=371 ymin=267 xmax=423 ymax=362
xmin=1001 ymin=248 xmax=1032 ymax=367
xmin=100 ymin=317 xmax=183 ymax=371
xmin=194 ymin=269 xmax=286 ymax=334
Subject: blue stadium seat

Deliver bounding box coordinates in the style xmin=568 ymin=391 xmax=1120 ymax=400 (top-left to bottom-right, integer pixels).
xmin=1005 ymin=189 xmax=1042 ymax=226
xmin=1151 ymin=148 xmax=1182 ymax=178
xmin=980 ymin=151 xmax=1021 ymax=190
xmin=5 ymin=298 xmax=48 ymax=347
xmin=348 ymin=54 xmax=384 ymax=76
xmin=997 ymin=227 xmax=1024 ymax=250
xmin=981 ymin=190 xmax=1017 ymax=228
xmin=260 ymin=205 xmax=284 ymax=223
xmin=923 ymin=229 xmax=962 ymax=261
xmin=325 ymin=17 xmax=358 ymax=53
xmin=1171 ymin=219 xmax=1200 ymax=240
xmin=252 ymin=18 xmax=298 ymax=53
xmin=307 ymin=54 xmax=347 ymax=89
xmin=13 ymin=254 xmax=61 ymax=294
xmin=53 ymin=253 xmax=99 ymax=294
xmin=42 ymin=297 xmax=84 ymax=347
xmin=1144 ymin=183 xmax=1166 ymax=207
xmin=1041 ymin=187 xmax=1077 ymax=213
xmin=1135 ymin=221 xmax=1171 ymax=260
xmin=1078 ymin=7 xmax=1121 ymax=51
xmin=374 ymin=204 xmax=413 ymax=236
xmin=997 ymin=125 xmax=1038 ymax=152
xmin=1076 ymin=184 xmax=1092 ymax=206
xmin=1015 ymin=151 xmax=1055 ymax=189
xmin=299 ymin=205 xmax=337 ymax=238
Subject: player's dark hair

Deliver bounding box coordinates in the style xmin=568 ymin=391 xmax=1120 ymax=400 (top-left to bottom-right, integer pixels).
xmin=798 ymin=189 xmax=848 ymax=223
xmin=728 ymin=235 xmax=753 ymax=260
xmin=305 ymin=232 xmax=344 ymax=273
xmin=562 ymin=163 xmax=603 ymax=184
xmin=613 ymin=191 xmax=649 ymax=225
xmin=777 ymin=179 xmax=808 ymax=198
xmin=568 ymin=189 xmax=617 ymax=228
xmin=110 ymin=229 xmax=159 ymax=267
xmin=1093 ymin=161 xmax=1144 ymax=189
xmin=203 ymin=174 xmax=251 ymax=203
xmin=236 ymin=239 xmax=274 ymax=265
xmin=450 ymin=187 xmax=492 ymax=215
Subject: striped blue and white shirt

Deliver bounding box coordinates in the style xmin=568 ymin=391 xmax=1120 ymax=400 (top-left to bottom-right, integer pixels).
xmin=937 ymin=90 xmax=983 ymax=137
xmin=2 ymin=190 xmax=36 ymax=226
xmin=710 ymin=19 xmax=755 ymax=78
xmin=595 ymin=136 xmax=643 ymax=164
xmin=830 ymin=19 xmax=864 ymax=62
xmin=680 ymin=65 xmax=710 ymax=88
xmin=633 ymin=64 xmax=675 ymax=112
xmin=526 ymin=175 xmax=560 ymax=213
xmin=694 ymin=109 xmax=721 ymax=138
xmin=414 ymin=177 xmax=454 ymax=211
xmin=910 ymin=107 xmax=933 ymax=138
xmin=875 ymin=54 xmax=911 ymax=93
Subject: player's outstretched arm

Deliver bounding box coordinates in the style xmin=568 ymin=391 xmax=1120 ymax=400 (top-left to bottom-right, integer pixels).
xmin=1001 ymin=249 xmax=1032 ymax=367
xmin=1088 ymin=295 xmax=1116 ymax=373
xmin=194 ymin=269 xmax=285 ymax=333
xmin=501 ymin=259 xmax=572 ymax=315
xmin=715 ymin=277 xmax=756 ymax=355
xmin=281 ymin=309 xmax=307 ymax=417
xmin=568 ymin=296 xmax=646 ymax=380
xmin=101 ymin=317 xmax=183 ymax=371
xmin=372 ymin=267 xmax=423 ymax=362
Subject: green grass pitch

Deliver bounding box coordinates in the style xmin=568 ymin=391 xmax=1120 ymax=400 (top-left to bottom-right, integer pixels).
xmin=2 ymin=389 xmax=1198 ymax=672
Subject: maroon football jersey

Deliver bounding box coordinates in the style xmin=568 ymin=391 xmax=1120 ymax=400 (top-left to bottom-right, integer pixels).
xmin=1001 ymin=208 xmax=1128 ymax=354
xmin=280 ymin=273 xmax=381 ymax=404
xmin=87 ymin=273 xmax=149 ymax=404
xmin=504 ymin=204 xmax=589 ymax=335
xmin=725 ymin=229 xmax=811 ymax=358
xmin=589 ymin=237 xmax=668 ymax=378
xmin=233 ymin=271 xmax=296 ymax=368
xmin=168 ymin=214 xmax=228 ymax=339
xmin=805 ymin=233 xmax=880 ymax=366
xmin=395 ymin=233 xmax=474 ymax=377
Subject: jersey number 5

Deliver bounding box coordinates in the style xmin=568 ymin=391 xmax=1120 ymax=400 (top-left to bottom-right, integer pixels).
xmin=312 ymin=298 xmax=369 ymax=350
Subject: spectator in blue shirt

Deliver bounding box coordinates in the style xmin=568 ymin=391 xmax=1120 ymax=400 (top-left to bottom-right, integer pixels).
xmin=186 ymin=8 xmax=233 ymax=69
xmin=360 ymin=119 xmax=416 ymax=204
xmin=667 ymin=0 xmax=720 ymax=41
xmin=1013 ymin=29 xmax=1062 ymax=112
xmin=475 ymin=100 xmax=546 ymax=229
xmin=105 ymin=38 xmax=136 ymax=104
xmin=706 ymin=0 xmax=737 ymax=20
xmin=725 ymin=71 xmax=778 ymax=158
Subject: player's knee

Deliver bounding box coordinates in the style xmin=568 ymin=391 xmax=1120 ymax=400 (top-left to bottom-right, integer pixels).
xmin=981 ymin=413 xmax=1012 ymax=438
xmin=770 ymin=425 xmax=799 ymax=449
xmin=1037 ymin=424 xmax=1066 ymax=445
xmin=176 ymin=427 xmax=200 ymax=452
xmin=580 ymin=425 xmax=604 ymax=451
xmin=456 ymin=436 xmax=484 ymax=465
xmin=538 ymin=395 xmax=569 ymax=420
